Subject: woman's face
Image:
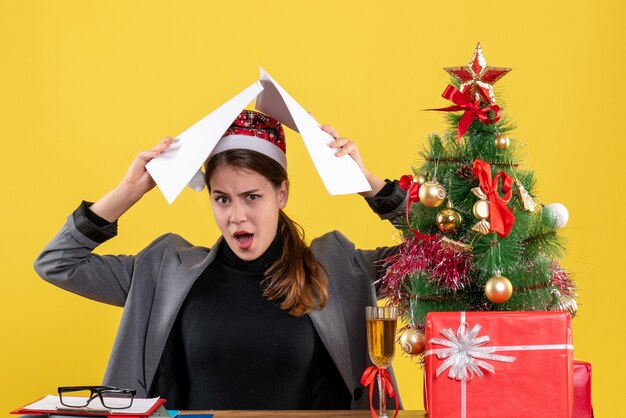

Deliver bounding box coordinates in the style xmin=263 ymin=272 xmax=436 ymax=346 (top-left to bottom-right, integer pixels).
xmin=209 ymin=165 xmax=288 ymax=261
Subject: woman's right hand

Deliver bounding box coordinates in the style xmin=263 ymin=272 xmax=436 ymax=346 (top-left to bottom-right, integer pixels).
xmin=120 ymin=136 xmax=174 ymax=198
xmin=88 ymin=137 xmax=174 ymax=222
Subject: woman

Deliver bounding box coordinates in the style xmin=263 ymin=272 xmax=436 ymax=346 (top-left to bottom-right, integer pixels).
xmin=35 ymin=110 xmax=406 ymax=410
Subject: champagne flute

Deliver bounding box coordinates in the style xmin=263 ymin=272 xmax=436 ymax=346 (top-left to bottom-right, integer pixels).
xmin=366 ymin=306 xmax=398 ymax=418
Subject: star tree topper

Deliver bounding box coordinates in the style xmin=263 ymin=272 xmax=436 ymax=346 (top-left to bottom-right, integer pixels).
xmin=444 ymin=43 xmax=511 ymax=105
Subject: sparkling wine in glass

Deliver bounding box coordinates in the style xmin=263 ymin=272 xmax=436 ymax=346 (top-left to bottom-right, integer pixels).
xmin=366 ymin=306 xmax=398 ymax=418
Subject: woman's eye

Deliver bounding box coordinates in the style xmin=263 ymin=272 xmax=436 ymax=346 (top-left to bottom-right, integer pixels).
xmin=215 ymin=196 xmax=229 ymax=204
xmin=247 ymin=194 xmax=260 ymax=201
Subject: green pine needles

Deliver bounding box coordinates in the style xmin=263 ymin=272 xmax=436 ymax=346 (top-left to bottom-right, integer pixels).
xmin=382 ymin=101 xmax=575 ymax=331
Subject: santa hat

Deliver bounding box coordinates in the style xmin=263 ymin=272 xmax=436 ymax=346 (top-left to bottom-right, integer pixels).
xmin=210 ymin=109 xmax=287 ymax=170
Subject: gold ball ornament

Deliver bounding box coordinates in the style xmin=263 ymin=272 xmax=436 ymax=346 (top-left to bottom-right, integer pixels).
xmin=550 ymin=289 xmax=578 ymax=318
xmin=485 ymin=274 xmax=513 ymax=304
xmin=495 ymin=134 xmax=511 ymax=150
xmin=436 ymin=202 xmax=463 ymax=233
xmin=399 ymin=327 xmax=426 ymax=355
xmin=418 ymin=180 xmax=446 ymax=208
xmin=415 ymin=174 xmax=428 ymax=185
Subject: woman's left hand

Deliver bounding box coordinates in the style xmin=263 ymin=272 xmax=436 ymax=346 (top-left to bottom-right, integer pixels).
xmin=322 ymin=125 xmax=365 ymax=170
xmin=321 ymin=124 xmax=385 ymax=197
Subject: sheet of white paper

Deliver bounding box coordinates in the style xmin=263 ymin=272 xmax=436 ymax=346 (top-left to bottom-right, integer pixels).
xmin=256 ymin=68 xmax=371 ymax=195
xmin=146 ymin=81 xmax=263 ymax=204
xmin=254 ymin=69 xmax=298 ymax=133
xmin=146 ymin=68 xmax=371 ymax=203
xmin=22 ymin=394 xmax=161 ymax=415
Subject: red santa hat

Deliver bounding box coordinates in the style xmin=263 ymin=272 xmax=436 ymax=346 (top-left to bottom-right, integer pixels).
xmin=209 ymin=109 xmax=287 ymax=170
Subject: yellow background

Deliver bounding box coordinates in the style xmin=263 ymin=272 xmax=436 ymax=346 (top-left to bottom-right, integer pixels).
xmin=1 ymin=1 xmax=624 ymax=416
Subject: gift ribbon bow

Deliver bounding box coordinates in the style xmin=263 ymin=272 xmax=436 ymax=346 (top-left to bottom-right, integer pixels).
xmin=399 ymin=175 xmax=438 ymax=241
xmin=360 ymin=366 xmax=399 ymax=418
xmin=429 ymin=322 xmax=516 ymax=380
xmin=428 ymin=85 xmax=502 ymax=142
xmin=472 ymin=159 xmax=515 ymax=237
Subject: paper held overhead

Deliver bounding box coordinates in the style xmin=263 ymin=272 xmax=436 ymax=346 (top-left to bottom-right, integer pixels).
xmin=146 ymin=68 xmax=371 ymax=204
xmin=145 ymin=81 xmax=263 ymax=204
xmin=256 ymin=69 xmax=372 ymax=196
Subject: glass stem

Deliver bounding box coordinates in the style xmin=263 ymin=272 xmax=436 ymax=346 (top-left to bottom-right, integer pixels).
xmin=377 ymin=371 xmax=387 ymax=418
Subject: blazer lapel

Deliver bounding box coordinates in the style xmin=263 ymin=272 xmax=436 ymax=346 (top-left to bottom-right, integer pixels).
xmin=309 ymin=279 xmax=354 ymax=393
xmin=143 ymin=237 xmax=224 ymax=392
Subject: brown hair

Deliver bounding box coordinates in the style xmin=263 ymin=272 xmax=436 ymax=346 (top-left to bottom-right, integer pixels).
xmin=205 ymin=149 xmax=328 ymax=317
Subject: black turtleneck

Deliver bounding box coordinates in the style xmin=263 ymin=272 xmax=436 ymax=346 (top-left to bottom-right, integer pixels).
xmin=174 ymin=233 xmax=351 ymax=410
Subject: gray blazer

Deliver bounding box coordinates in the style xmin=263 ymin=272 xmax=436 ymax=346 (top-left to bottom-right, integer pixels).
xmin=34 ymin=205 xmax=404 ymax=410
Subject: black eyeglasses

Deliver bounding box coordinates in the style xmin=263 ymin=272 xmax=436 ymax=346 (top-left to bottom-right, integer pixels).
xmin=58 ymin=386 xmax=137 ymax=410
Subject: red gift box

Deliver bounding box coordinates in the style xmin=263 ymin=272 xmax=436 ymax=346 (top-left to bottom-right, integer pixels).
xmin=573 ymin=360 xmax=593 ymax=418
xmin=424 ymin=311 xmax=574 ymax=418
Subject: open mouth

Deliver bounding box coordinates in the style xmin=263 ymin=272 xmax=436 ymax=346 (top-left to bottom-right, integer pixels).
xmin=233 ymin=231 xmax=254 ymax=250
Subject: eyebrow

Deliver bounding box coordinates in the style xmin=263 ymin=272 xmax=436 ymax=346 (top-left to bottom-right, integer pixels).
xmin=211 ymin=188 xmax=262 ymax=197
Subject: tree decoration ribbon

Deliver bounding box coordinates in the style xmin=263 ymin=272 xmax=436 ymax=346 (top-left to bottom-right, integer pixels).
xmin=427 ymin=322 xmax=516 ymax=381
xmin=399 ymin=175 xmax=438 ymax=241
xmin=472 ymin=159 xmax=515 ymax=237
xmin=360 ymin=366 xmax=399 ymax=418
xmin=428 ymin=85 xmax=502 ymax=141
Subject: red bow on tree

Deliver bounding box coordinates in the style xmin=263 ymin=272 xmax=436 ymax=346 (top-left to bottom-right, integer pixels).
xmin=360 ymin=366 xmax=399 ymax=418
xmin=428 ymin=85 xmax=502 ymax=142
xmin=399 ymin=175 xmax=438 ymax=241
xmin=473 ymin=159 xmax=515 ymax=237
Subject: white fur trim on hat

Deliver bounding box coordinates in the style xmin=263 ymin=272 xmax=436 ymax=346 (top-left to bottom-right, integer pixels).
xmin=209 ymin=134 xmax=288 ymax=170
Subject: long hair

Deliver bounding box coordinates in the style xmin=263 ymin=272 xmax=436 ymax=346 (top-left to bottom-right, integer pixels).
xmin=205 ymin=149 xmax=328 ymax=317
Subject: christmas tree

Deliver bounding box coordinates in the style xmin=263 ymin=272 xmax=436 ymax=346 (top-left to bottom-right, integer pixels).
xmin=380 ymin=44 xmax=577 ymax=356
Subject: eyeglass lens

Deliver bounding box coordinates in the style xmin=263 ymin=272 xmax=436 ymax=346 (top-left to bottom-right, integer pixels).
xmin=59 ymin=387 xmax=134 ymax=409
